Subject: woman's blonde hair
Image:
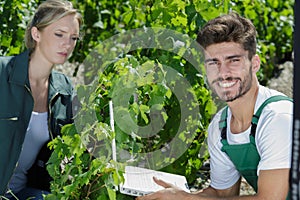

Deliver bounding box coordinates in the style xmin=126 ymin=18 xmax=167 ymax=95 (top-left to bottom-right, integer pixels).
xmin=25 ymin=0 xmax=83 ymax=50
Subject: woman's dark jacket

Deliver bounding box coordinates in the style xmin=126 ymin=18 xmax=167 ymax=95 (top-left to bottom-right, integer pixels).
xmin=0 ymin=50 xmax=75 ymax=195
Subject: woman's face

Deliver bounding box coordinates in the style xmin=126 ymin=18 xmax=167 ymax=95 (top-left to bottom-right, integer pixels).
xmin=204 ymin=42 xmax=259 ymax=102
xmin=32 ymin=14 xmax=80 ymax=65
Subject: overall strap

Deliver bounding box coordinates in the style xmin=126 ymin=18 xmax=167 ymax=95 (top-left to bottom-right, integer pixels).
xmin=219 ymin=95 xmax=292 ymax=139
xmin=219 ymin=107 xmax=228 ymax=140
xmin=219 ymin=95 xmax=293 ymax=193
xmin=250 ymin=95 xmax=293 ymax=137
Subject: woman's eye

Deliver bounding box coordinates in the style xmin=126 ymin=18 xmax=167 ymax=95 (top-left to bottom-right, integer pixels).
xmin=71 ymin=37 xmax=79 ymax=41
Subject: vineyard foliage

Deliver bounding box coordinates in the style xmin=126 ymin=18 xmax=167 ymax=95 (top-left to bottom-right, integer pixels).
xmin=0 ymin=0 xmax=294 ymax=199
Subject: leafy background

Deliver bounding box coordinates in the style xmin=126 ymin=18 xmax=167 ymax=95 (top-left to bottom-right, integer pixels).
xmin=0 ymin=0 xmax=294 ymax=199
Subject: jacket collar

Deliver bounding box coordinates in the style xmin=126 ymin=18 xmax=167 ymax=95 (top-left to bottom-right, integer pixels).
xmin=8 ymin=50 xmax=30 ymax=86
xmin=9 ymin=50 xmax=72 ymax=96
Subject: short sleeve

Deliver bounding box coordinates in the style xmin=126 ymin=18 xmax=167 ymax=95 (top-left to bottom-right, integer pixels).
xmin=256 ymin=100 xmax=293 ymax=173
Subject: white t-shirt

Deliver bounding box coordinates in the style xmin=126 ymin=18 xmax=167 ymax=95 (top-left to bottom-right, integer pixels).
xmin=8 ymin=112 xmax=50 ymax=194
xmin=208 ymin=85 xmax=293 ymax=190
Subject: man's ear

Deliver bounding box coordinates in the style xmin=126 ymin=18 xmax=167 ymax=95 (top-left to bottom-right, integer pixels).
xmin=251 ymin=54 xmax=261 ymax=73
xmin=31 ymin=27 xmax=40 ymax=42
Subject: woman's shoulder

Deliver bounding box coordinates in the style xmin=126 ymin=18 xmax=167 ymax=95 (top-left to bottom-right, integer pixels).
xmin=0 ymin=55 xmax=14 ymax=69
xmin=0 ymin=55 xmax=13 ymax=63
xmin=51 ymin=70 xmax=72 ymax=82
xmin=0 ymin=55 xmax=15 ymax=79
xmin=50 ymin=70 xmax=74 ymax=93
xmin=0 ymin=51 xmax=30 ymax=72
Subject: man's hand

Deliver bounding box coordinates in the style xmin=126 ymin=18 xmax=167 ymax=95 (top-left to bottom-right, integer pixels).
xmin=136 ymin=177 xmax=190 ymax=200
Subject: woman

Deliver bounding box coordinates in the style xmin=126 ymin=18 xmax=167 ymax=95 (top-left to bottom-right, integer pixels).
xmin=0 ymin=0 xmax=83 ymax=199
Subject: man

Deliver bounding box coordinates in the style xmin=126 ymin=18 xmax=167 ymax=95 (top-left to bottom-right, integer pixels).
xmin=137 ymin=12 xmax=293 ymax=200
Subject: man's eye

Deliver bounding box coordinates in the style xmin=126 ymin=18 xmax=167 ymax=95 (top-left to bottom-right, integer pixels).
xmin=54 ymin=33 xmax=63 ymax=37
xmin=207 ymin=61 xmax=219 ymax=66
xmin=230 ymin=58 xmax=241 ymax=63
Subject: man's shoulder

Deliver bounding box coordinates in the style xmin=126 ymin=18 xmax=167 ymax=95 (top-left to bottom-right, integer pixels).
xmin=256 ymin=85 xmax=293 ymax=111
xmin=207 ymin=108 xmax=225 ymax=138
xmin=258 ymin=85 xmax=291 ymax=99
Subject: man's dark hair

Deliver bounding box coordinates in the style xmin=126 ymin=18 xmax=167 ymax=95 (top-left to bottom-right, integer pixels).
xmin=196 ymin=12 xmax=257 ymax=59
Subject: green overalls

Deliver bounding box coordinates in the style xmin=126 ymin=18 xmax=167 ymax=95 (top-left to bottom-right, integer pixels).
xmin=219 ymin=95 xmax=292 ymax=198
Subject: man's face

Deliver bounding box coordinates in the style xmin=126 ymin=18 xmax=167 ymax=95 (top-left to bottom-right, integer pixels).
xmin=204 ymin=42 xmax=254 ymax=102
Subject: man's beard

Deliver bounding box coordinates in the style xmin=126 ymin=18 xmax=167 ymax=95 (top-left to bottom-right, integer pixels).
xmin=210 ymin=67 xmax=253 ymax=102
